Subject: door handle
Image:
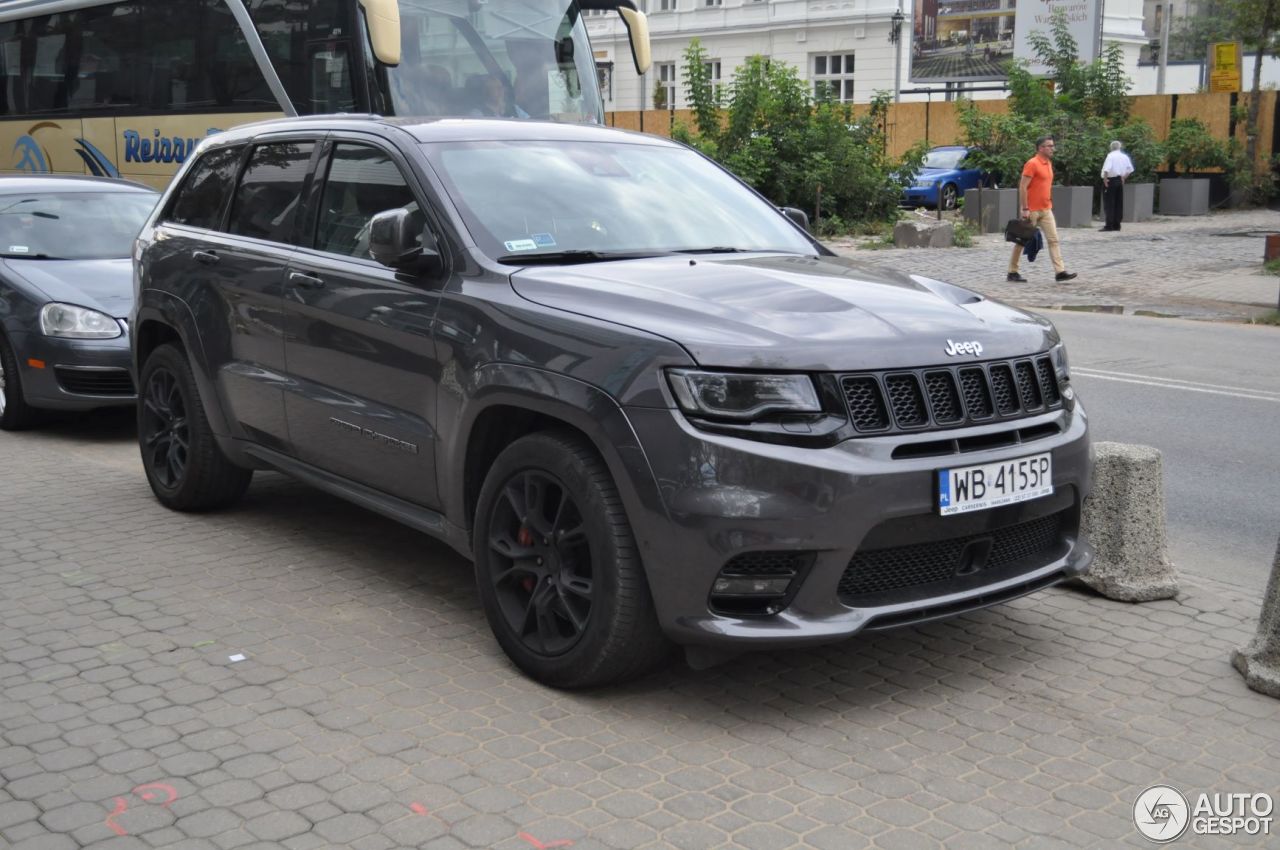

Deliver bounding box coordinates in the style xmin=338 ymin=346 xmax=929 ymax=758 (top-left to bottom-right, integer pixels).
xmin=289 ymin=272 xmax=325 ymax=290
xmin=192 ymin=250 xmax=219 ymax=266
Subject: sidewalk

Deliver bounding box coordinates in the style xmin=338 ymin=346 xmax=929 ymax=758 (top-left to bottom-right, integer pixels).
xmin=826 ymin=208 xmax=1280 ymax=321
xmin=0 ymin=423 xmax=1277 ymax=849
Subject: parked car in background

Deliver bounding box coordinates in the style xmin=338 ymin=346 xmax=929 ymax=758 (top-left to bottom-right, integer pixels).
xmin=0 ymin=176 xmax=159 ymax=429
xmin=902 ymin=146 xmax=991 ymax=210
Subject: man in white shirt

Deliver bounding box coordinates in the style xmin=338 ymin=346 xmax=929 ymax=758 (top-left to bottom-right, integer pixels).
xmin=1100 ymin=140 xmax=1135 ymax=231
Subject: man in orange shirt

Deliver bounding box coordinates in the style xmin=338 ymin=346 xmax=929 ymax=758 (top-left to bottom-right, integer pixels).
xmin=1008 ymin=136 xmax=1077 ymax=283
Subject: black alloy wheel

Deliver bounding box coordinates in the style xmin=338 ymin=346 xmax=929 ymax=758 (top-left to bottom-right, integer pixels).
xmin=473 ymin=431 xmax=669 ymax=688
xmin=486 ymin=469 xmax=593 ymax=657
xmin=141 ymin=366 xmax=188 ymax=489
xmin=137 ymin=343 xmax=251 ymax=511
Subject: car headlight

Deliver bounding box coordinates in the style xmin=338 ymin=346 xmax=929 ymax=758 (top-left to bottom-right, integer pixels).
xmin=667 ymin=369 xmax=821 ymax=421
xmin=39 ymin=303 xmax=122 ymax=339
xmin=1050 ymin=343 xmax=1074 ymax=403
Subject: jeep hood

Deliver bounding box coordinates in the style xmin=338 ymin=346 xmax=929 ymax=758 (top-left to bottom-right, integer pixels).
xmin=510 ymin=254 xmax=1057 ymax=371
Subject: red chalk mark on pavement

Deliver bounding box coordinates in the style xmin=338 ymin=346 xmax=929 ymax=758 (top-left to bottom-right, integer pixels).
xmin=105 ymin=797 xmax=129 ymax=836
xmin=518 ymin=832 xmax=574 ymax=849
xmin=133 ymin=782 xmax=178 ymax=807
xmin=410 ymin=803 xmax=429 ymax=815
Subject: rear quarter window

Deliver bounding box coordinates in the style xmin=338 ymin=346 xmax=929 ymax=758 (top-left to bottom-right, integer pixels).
xmin=163 ymin=146 xmax=244 ymax=229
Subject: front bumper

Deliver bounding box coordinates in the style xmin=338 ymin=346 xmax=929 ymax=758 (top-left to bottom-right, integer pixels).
xmin=902 ymin=186 xmax=940 ymax=207
xmin=622 ymin=403 xmax=1092 ymax=648
xmin=8 ymin=330 xmax=135 ymax=410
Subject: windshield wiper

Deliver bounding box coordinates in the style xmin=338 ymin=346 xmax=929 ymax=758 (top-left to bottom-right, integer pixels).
xmin=1 ymin=253 xmax=62 ymax=260
xmin=672 ymin=247 xmax=762 ymax=255
xmin=496 ymin=250 xmax=669 ymax=266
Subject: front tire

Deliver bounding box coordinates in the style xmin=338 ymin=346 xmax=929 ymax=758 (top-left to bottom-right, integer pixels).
xmin=138 ymin=343 xmax=251 ymax=510
xmin=940 ymin=183 xmax=959 ymax=211
xmin=0 ymin=330 xmax=41 ymax=431
xmin=473 ymin=431 xmax=670 ymax=688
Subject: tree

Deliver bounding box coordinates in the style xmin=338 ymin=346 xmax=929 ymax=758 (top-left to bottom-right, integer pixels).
xmin=1234 ymin=0 xmax=1280 ymax=191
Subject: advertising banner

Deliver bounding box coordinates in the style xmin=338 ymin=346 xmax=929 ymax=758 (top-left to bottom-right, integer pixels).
xmin=910 ymin=0 xmax=1018 ymax=82
xmin=1013 ymin=0 xmax=1102 ymax=75
xmin=1208 ymin=41 xmax=1243 ymax=93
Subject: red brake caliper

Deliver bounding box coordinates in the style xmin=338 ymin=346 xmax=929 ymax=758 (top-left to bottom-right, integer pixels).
xmin=518 ymin=526 xmax=536 ymax=593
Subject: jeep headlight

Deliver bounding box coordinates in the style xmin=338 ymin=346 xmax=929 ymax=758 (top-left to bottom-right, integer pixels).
xmin=667 ymin=370 xmax=821 ymax=421
xmin=1051 ymin=343 xmax=1074 ymax=402
xmin=40 ymin=303 xmax=122 ymax=339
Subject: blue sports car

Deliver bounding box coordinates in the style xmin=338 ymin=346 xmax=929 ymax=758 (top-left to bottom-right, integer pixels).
xmin=901 ymin=146 xmax=992 ymax=210
xmin=0 ymin=175 xmax=158 ymax=430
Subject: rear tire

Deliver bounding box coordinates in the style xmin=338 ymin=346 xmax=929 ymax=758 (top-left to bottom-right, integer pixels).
xmin=473 ymin=431 xmax=671 ymax=688
xmin=138 ymin=343 xmax=251 ymax=510
xmin=0 ymin=330 xmax=41 ymax=431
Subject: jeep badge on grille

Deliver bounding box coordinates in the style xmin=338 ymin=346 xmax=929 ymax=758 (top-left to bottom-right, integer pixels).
xmin=944 ymin=339 xmax=983 ymax=357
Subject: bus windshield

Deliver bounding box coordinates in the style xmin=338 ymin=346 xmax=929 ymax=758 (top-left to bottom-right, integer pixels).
xmin=384 ymin=0 xmax=602 ymax=124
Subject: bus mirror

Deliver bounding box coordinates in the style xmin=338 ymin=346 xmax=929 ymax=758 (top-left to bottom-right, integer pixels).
xmin=617 ymin=8 xmax=651 ymax=75
xmin=359 ymin=0 xmax=402 ymax=66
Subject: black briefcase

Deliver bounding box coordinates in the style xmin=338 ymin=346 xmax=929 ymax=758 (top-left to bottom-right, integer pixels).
xmin=1004 ymin=218 xmax=1037 ymax=244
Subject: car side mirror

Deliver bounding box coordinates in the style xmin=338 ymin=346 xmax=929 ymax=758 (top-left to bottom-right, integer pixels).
xmin=368 ymin=208 xmax=440 ymax=270
xmin=781 ymin=206 xmax=810 ymax=232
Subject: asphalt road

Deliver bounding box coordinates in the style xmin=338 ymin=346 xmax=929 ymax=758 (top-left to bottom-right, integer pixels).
xmin=1041 ymin=310 xmax=1280 ymax=593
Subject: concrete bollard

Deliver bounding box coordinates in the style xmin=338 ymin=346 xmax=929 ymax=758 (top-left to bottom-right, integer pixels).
xmin=1076 ymin=442 xmax=1179 ymax=602
xmin=1232 ymin=537 xmax=1280 ymax=699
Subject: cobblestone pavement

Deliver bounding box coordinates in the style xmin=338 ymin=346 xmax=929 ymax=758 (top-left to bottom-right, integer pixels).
xmin=2 ymin=415 xmax=1278 ymax=849
xmin=827 ymin=208 xmax=1280 ymax=320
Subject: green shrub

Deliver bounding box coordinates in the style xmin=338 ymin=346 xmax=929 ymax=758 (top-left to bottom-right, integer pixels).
xmin=676 ymin=42 xmax=904 ymax=228
xmin=1164 ymin=118 xmax=1229 ymax=174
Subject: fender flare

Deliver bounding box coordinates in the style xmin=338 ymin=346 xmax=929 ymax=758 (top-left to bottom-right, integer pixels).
xmin=133 ymin=291 xmax=232 ymax=437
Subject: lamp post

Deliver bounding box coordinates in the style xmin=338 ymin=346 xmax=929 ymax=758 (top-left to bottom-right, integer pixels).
xmin=889 ymin=7 xmax=905 ymax=103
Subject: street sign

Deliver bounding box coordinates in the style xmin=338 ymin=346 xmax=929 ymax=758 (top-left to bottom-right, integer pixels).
xmin=1208 ymin=41 xmax=1242 ymax=93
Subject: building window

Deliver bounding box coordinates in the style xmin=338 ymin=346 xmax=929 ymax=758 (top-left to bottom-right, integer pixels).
xmin=812 ymin=53 xmax=855 ymax=102
xmin=655 ymin=0 xmax=676 ymax=11
xmin=704 ymin=60 xmax=722 ymax=98
xmin=655 ymin=62 xmax=676 ymax=108
xmin=703 ymin=0 xmax=723 ymax=7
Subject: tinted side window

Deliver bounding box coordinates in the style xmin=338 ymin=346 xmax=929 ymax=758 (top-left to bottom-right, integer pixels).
xmin=165 ymin=146 xmax=244 ymax=229
xmin=0 ymin=0 xmax=276 ymax=117
xmin=226 ymin=142 xmax=314 ymax=244
xmin=315 ymin=145 xmax=419 ymax=258
xmin=245 ymin=0 xmax=356 ymax=114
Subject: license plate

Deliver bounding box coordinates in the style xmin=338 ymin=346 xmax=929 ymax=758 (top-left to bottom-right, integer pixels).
xmin=938 ymin=452 xmax=1053 ymax=516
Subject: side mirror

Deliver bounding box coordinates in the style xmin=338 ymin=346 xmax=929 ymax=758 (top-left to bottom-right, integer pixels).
xmin=781 ymin=207 xmax=810 ymax=232
xmin=368 ymin=208 xmax=439 ymax=270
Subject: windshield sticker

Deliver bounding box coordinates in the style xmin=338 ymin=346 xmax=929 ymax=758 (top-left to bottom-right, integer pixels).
xmin=8 ymin=245 xmax=29 ymax=253
xmin=503 ymin=239 xmax=538 ymax=253
xmin=531 ymin=233 xmax=556 ymax=248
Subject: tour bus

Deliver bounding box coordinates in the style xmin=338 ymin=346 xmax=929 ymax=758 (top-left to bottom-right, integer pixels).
xmin=0 ymin=0 xmax=650 ymax=187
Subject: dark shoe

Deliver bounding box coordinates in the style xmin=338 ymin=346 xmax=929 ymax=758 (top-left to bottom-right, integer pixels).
xmin=1007 ymin=272 xmax=1027 ymax=282
xmin=1055 ymin=271 xmax=1078 ymax=282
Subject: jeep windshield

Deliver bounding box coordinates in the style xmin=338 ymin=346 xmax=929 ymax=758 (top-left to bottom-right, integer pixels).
xmin=387 ymin=0 xmax=601 ymax=123
xmin=424 ymin=139 xmax=816 ymax=263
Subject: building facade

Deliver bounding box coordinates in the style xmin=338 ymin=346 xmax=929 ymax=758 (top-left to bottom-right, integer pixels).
xmin=584 ymin=0 xmax=1271 ymax=111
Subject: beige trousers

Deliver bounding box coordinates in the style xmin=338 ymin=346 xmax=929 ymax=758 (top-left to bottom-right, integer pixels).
xmin=1009 ymin=208 xmax=1065 ymax=274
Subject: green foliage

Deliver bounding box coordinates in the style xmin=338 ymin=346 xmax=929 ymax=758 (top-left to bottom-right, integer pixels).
xmin=681 ymin=38 xmax=720 ymax=141
xmin=677 ymin=47 xmax=904 ymax=227
xmin=1112 ymin=120 xmax=1164 ymax=182
xmin=953 ymin=218 xmax=976 ymax=248
xmin=652 ymin=84 xmax=668 ymax=110
xmin=1164 ymin=118 xmax=1230 ymax=173
xmin=957 ymin=10 xmax=1155 ymax=188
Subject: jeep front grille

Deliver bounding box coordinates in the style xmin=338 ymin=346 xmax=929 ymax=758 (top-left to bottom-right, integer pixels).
xmin=838 ymin=355 xmax=1063 ymax=435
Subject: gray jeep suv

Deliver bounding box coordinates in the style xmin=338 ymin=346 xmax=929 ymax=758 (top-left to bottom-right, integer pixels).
xmin=132 ymin=116 xmax=1092 ymax=688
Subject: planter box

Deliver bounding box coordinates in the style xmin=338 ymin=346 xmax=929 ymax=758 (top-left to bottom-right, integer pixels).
xmin=962 ymin=187 xmax=1018 ymax=234
xmin=1122 ymin=182 xmax=1154 ymax=222
xmin=1051 ymin=185 xmax=1094 ymax=228
xmin=1159 ymin=178 xmax=1210 ymax=215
